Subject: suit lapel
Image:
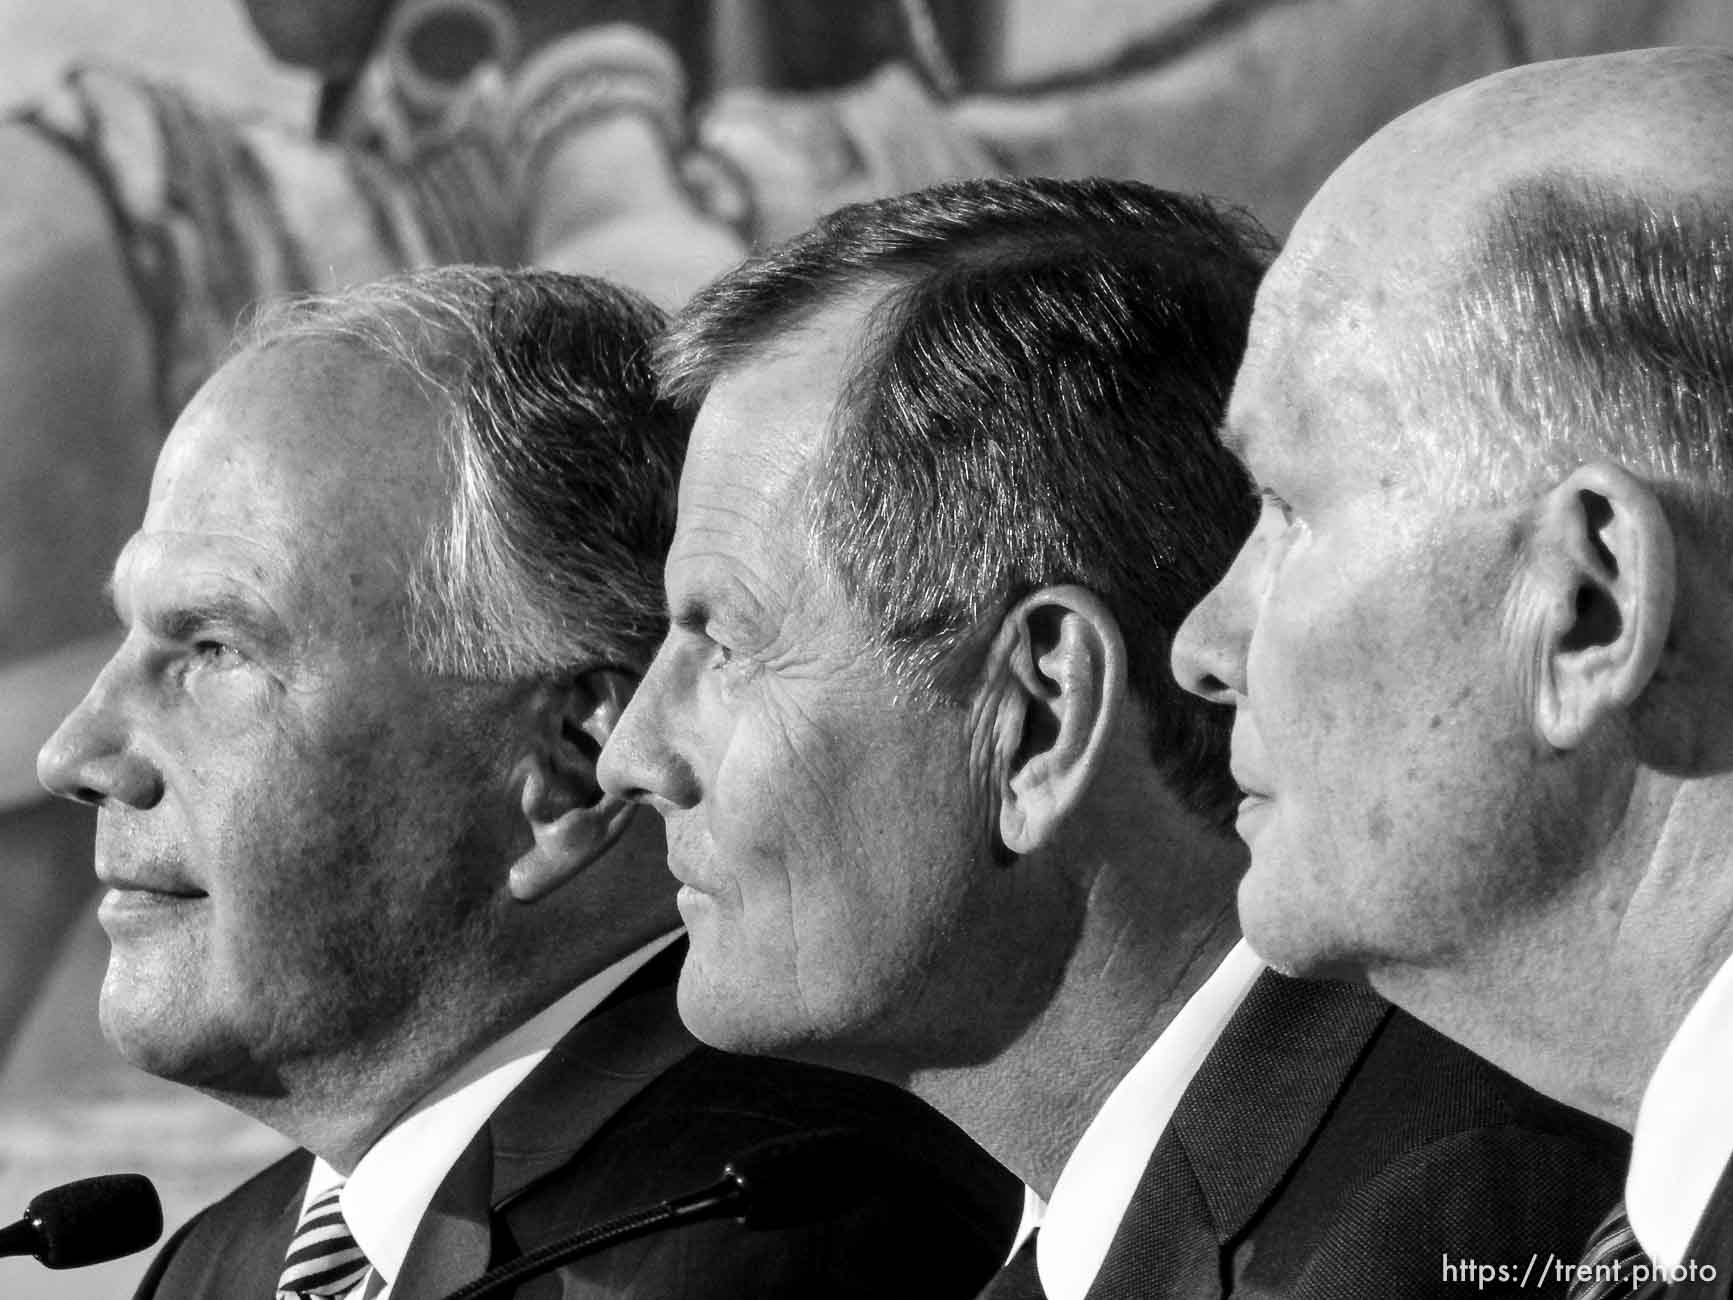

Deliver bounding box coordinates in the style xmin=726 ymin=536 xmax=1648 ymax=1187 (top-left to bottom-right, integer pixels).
xmin=388 ymin=941 xmax=701 ymax=1296
xmin=1673 ymin=1157 xmax=1733 ymax=1299
xmin=1089 ymin=1122 xmax=1220 ymax=1300
xmin=488 ymin=942 xmax=699 ymax=1207
xmin=1085 ymin=971 xmax=1390 ymax=1299
xmin=238 ymin=1151 xmax=314 ymax=1297
xmin=389 ymin=1124 xmax=497 ymax=1300
xmin=1174 ymin=971 xmax=1389 ymax=1241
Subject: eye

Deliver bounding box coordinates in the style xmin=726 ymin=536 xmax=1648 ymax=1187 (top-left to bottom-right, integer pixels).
xmin=704 ymin=631 xmax=763 ymax=690
xmin=191 ymin=639 xmax=244 ymax=667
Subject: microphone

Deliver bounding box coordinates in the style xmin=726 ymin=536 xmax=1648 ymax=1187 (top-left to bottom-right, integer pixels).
xmin=0 ymin=1173 xmax=163 ymax=1269
xmin=441 ymin=1128 xmax=888 ymax=1300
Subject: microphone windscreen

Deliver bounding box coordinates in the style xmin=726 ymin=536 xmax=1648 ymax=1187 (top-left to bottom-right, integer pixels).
xmin=28 ymin=1173 xmax=163 ymax=1269
xmin=724 ymin=1129 xmax=892 ymax=1230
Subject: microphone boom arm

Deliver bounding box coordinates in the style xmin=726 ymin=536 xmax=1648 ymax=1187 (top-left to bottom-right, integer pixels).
xmin=440 ymin=1175 xmax=748 ymax=1300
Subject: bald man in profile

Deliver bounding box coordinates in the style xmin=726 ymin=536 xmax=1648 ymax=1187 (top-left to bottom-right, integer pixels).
xmin=1173 ymin=46 xmax=1733 ymax=1300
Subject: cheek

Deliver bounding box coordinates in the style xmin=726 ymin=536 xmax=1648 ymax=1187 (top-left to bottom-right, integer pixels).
xmin=705 ymin=706 xmax=906 ymax=931
xmin=1248 ymin=563 xmax=1430 ymax=839
xmin=703 ymin=705 xmax=977 ymax=953
xmin=705 ymin=716 xmax=818 ymax=894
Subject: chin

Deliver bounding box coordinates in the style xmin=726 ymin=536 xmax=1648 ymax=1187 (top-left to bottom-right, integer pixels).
xmin=98 ymin=1001 xmax=204 ymax=1085
xmin=676 ymin=962 xmax=792 ymax=1056
xmin=1236 ymin=862 xmax=1368 ymax=982
xmin=98 ymin=982 xmax=275 ymax=1093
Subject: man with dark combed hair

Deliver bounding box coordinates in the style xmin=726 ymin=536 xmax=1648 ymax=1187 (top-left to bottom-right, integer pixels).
xmin=37 ymin=264 xmax=1019 ymax=1300
xmin=601 ymin=176 xmax=1628 ymax=1300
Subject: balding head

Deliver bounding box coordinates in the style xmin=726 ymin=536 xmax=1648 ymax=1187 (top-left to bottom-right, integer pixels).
xmin=1290 ymin=46 xmax=1733 ymax=282
xmin=1172 ymin=47 xmax=1733 ymax=1124
xmin=1251 ymin=48 xmax=1733 ymax=547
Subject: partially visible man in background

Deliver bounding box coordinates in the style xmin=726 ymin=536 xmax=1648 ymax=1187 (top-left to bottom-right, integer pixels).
xmin=37 ymin=264 xmax=1017 ymax=1298
xmin=600 ymin=176 xmax=1627 ymax=1300
xmin=1174 ymin=45 xmax=1733 ymax=1300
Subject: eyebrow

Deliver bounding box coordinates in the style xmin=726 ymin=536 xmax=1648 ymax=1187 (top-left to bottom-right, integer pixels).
xmin=668 ymin=596 xmax=710 ymax=633
xmin=107 ymin=577 xmax=286 ymax=648
xmin=668 ymin=576 xmax=772 ymax=644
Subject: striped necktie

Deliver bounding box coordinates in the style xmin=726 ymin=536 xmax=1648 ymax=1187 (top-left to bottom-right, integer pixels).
xmin=277 ymin=1182 xmax=371 ymax=1300
xmin=1567 ymin=1202 xmax=1666 ymax=1300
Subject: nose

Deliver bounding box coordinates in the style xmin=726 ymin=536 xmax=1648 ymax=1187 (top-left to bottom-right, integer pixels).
xmin=1172 ymin=555 xmax=1255 ymax=706
xmin=597 ymin=641 xmax=700 ymax=813
xmin=37 ymin=662 xmax=164 ymax=809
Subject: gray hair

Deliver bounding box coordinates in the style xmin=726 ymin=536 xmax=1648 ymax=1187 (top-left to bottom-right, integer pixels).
xmin=658 ymin=177 xmax=1274 ymax=829
xmin=240 ymin=265 xmax=688 ymax=680
xmin=1414 ymin=175 xmax=1733 ymax=559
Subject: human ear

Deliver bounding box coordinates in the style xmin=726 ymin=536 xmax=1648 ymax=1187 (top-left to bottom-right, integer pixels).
xmin=1528 ymin=462 xmax=1675 ymax=751
xmin=510 ymin=667 xmax=642 ymax=902
xmin=992 ymin=586 xmax=1127 ymax=856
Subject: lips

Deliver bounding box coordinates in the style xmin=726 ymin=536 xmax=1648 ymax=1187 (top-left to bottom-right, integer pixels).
xmin=665 ymin=856 xmax=718 ymax=897
xmin=95 ymin=862 xmax=207 ymax=900
xmin=663 ymin=825 xmax=722 ymax=896
xmin=96 ymin=880 xmax=207 ymax=938
xmin=94 ymin=817 xmax=206 ymax=898
xmin=1230 ymin=754 xmax=1275 ymax=839
xmin=1230 ymin=766 xmax=1273 ymax=802
xmin=1229 ymin=717 xmax=1274 ymax=803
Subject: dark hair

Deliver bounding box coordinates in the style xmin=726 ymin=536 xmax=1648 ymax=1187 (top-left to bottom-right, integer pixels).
xmin=244 ymin=265 xmax=689 ymax=679
xmin=659 ymin=177 xmax=1272 ymax=827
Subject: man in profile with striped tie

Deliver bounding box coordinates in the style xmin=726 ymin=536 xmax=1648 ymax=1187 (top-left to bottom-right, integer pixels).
xmin=599 ymin=175 xmax=1626 ymax=1299
xmin=35 ymin=264 xmax=1018 ymax=1298
xmin=1174 ymin=45 xmax=1733 ymax=1300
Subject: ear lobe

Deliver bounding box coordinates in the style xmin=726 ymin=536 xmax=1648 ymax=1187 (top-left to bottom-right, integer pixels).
xmin=509 ymin=667 xmax=642 ymax=903
xmin=1530 ymin=463 xmax=1675 ymax=751
xmin=993 ymin=586 xmax=1126 ymax=857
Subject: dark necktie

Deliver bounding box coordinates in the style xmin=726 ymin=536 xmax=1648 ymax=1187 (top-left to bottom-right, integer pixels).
xmin=277 ymin=1182 xmax=371 ymax=1300
xmin=1566 ymin=1202 xmax=1667 ymax=1300
xmin=977 ymin=1231 xmax=1045 ymax=1300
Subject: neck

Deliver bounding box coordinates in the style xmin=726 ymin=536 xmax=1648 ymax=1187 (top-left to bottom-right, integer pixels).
xmin=1372 ymin=773 xmax=1733 ymax=1130
xmin=907 ymin=829 xmax=1242 ymax=1197
xmin=206 ymin=908 xmax=678 ymax=1171
xmin=201 ymin=972 xmax=571 ymax=1173
xmin=1371 ymin=920 xmax=1660 ymax=1129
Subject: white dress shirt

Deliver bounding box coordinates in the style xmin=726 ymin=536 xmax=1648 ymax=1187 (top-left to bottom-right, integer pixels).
xmin=1627 ymin=949 xmax=1733 ymax=1272
xmin=299 ymin=929 xmax=685 ymax=1300
xmin=1005 ymin=941 xmax=1265 ymax=1300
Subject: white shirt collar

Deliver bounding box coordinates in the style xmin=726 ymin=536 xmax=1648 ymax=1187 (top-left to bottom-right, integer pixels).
xmin=1003 ymin=941 xmax=1263 ymax=1300
xmin=302 ymin=929 xmax=685 ymax=1297
xmin=1627 ymin=948 xmax=1733 ymax=1272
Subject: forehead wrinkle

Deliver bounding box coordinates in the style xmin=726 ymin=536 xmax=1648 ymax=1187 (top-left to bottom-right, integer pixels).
xmin=677 ymin=376 xmax=839 ymax=627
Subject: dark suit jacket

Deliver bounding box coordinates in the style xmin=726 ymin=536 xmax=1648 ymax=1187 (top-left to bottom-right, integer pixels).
xmin=1669 ymin=1158 xmax=1733 ymax=1300
xmin=986 ymin=970 xmax=1627 ymax=1300
xmin=134 ymin=945 xmax=1021 ymax=1299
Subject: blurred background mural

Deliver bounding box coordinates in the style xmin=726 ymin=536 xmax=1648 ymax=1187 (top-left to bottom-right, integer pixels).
xmin=1 ymin=1 xmax=1730 ymax=1294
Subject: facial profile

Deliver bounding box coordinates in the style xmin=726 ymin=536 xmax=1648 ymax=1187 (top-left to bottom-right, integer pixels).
xmin=1169 ymin=274 xmax=1547 ymax=980
xmin=602 ymin=179 xmax=1271 ymax=1079
xmin=1166 ymin=132 xmax=1534 ymax=983
xmin=1172 ymin=50 xmax=1730 ymax=988
xmin=597 ymin=299 xmax=1014 ymax=1067
xmin=37 ymin=340 xmax=517 ymax=1092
